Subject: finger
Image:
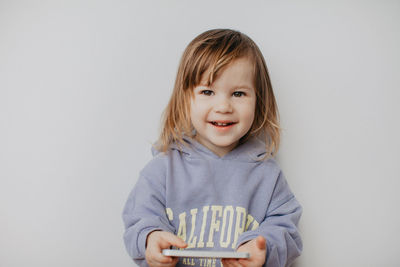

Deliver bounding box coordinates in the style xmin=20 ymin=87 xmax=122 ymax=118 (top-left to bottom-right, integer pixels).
xmin=148 ymin=258 xmax=178 ymax=267
xmin=221 ymin=259 xmax=234 ymax=267
xmin=222 ymin=258 xmax=242 ymax=267
xmin=256 ymin=235 xmax=266 ymax=250
xmin=158 ymin=257 xmax=179 ymax=267
xmin=148 ymin=248 xmax=175 ymax=264
xmin=238 ymin=259 xmax=250 ymax=266
xmin=230 ymin=259 xmax=243 ymax=267
xmin=161 ymin=232 xmax=187 ymax=249
xmin=170 ymin=257 xmax=180 ymax=266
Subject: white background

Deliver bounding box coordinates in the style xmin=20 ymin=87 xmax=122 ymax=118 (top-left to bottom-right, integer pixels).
xmin=1 ymin=1 xmax=399 ymax=266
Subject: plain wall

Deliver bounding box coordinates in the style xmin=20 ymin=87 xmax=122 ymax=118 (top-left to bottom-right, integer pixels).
xmin=1 ymin=1 xmax=399 ymax=266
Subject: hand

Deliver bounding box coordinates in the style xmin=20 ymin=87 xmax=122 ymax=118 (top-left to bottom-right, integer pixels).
xmin=221 ymin=236 xmax=267 ymax=267
xmin=145 ymin=230 xmax=187 ymax=267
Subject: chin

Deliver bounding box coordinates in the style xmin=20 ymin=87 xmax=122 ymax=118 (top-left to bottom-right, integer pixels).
xmin=213 ymin=139 xmax=238 ymax=148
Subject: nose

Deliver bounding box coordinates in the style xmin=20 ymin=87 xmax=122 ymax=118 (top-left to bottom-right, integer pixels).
xmin=214 ymin=95 xmax=233 ymax=113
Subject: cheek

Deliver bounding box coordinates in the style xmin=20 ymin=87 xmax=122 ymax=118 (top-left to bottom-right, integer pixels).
xmin=190 ymin=103 xmax=203 ymax=127
xmin=245 ymin=111 xmax=255 ymax=129
xmin=242 ymin=101 xmax=256 ymax=122
xmin=190 ymin=100 xmax=208 ymax=119
xmin=241 ymin=103 xmax=256 ymax=132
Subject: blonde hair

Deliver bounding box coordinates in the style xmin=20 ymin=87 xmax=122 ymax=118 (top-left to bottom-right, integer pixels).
xmin=157 ymin=29 xmax=281 ymax=158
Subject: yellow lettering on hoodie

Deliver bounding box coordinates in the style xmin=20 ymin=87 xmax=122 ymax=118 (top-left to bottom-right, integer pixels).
xmin=232 ymin=207 xmax=246 ymax=248
xmin=187 ymin=208 xmax=198 ymax=248
xmin=219 ymin=205 xmax=234 ymax=248
xmin=177 ymin=212 xmax=187 ymax=241
xmin=166 ymin=208 xmax=173 ymax=221
xmin=245 ymin=214 xmax=254 ymax=231
xmin=206 ymin=205 xmax=222 ymax=247
xmin=197 ymin=206 xmax=209 ymax=248
xmin=251 ymin=218 xmax=259 ymax=230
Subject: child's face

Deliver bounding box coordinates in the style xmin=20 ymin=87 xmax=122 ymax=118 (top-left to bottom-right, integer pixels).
xmin=190 ymin=57 xmax=256 ymax=157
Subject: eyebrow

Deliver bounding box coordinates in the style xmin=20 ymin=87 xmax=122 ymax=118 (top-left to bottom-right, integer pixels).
xmin=196 ymin=83 xmax=253 ymax=89
xmin=234 ymin=85 xmax=254 ymax=91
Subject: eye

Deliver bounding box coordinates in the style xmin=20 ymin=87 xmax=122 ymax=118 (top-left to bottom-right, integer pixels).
xmin=233 ymin=91 xmax=245 ymax=97
xmin=201 ymin=90 xmax=214 ymax=96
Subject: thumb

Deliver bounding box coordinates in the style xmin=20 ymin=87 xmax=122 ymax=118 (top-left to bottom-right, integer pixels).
xmin=255 ymin=236 xmax=266 ymax=250
xmin=164 ymin=232 xmax=188 ymax=249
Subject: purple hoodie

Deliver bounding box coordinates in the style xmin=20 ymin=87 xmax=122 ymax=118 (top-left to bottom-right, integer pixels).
xmin=122 ymin=136 xmax=302 ymax=267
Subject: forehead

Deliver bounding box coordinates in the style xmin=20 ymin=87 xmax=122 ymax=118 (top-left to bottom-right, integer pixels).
xmin=200 ymin=57 xmax=255 ymax=88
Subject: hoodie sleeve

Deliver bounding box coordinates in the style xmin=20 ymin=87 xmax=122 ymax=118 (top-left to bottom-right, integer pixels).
xmin=122 ymin=172 xmax=175 ymax=262
xmin=236 ymin=171 xmax=303 ymax=267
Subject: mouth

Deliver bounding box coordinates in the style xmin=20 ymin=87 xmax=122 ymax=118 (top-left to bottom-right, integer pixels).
xmin=209 ymin=121 xmax=237 ymax=128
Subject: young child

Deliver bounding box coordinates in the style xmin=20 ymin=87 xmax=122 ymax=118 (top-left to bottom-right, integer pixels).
xmin=122 ymin=29 xmax=302 ymax=267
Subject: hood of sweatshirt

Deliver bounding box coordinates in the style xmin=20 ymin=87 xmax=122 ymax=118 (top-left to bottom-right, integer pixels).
xmin=152 ymin=135 xmax=268 ymax=162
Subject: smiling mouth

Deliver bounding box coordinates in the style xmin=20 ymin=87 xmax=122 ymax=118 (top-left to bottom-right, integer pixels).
xmin=210 ymin=121 xmax=237 ymax=127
